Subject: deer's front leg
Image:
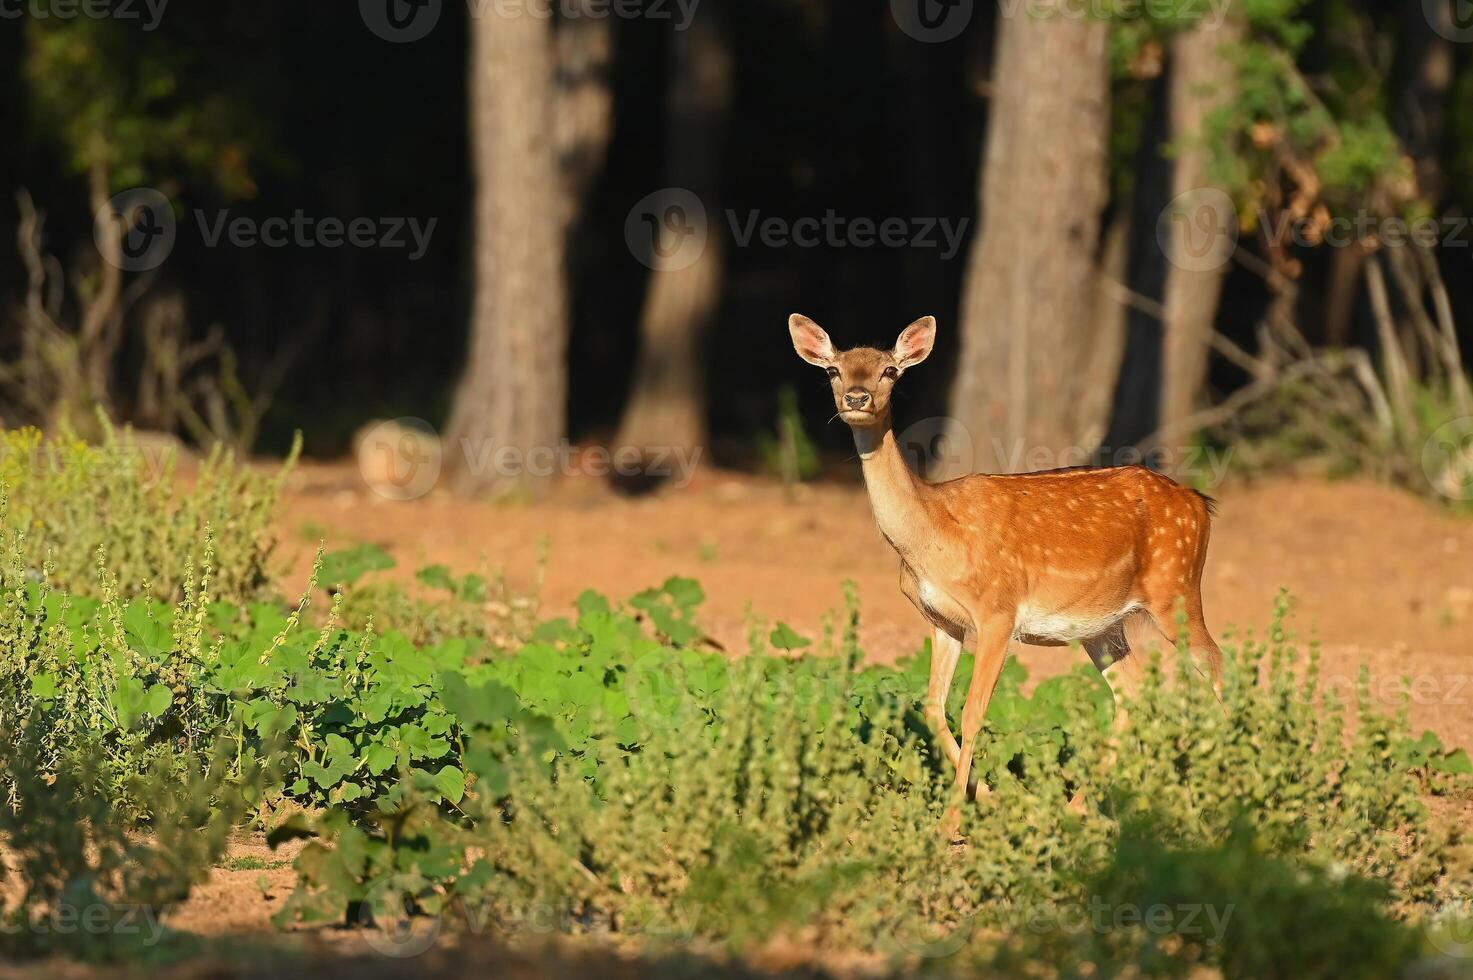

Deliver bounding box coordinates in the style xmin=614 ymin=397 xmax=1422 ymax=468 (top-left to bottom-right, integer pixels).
xmin=943 ymin=614 xmax=1012 ymax=841
xmin=926 ymin=628 xmax=963 ymax=769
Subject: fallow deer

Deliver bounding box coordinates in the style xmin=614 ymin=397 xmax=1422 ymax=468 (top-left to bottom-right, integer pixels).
xmin=788 ymin=314 xmax=1221 ymax=836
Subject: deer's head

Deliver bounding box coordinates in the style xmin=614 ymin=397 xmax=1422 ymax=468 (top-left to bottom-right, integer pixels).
xmin=788 ymin=314 xmax=936 ymax=428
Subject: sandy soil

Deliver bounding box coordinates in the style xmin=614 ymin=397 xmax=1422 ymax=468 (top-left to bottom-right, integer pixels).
xmin=6 ymin=463 xmax=1470 ymax=976
xmin=279 ymin=462 xmax=1473 ymax=746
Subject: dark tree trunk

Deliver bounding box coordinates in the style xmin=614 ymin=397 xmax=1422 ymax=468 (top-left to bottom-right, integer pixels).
xmin=612 ymin=9 xmax=732 ymax=489
xmin=948 ymin=2 xmax=1110 ymax=474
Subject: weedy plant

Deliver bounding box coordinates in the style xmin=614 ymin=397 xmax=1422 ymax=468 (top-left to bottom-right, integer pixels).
xmin=272 ymin=583 xmax=1469 ymax=975
xmin=328 ymin=544 xmax=541 ymax=649
xmin=0 ymin=720 xmax=256 ymax=961
xmin=0 ymin=421 xmax=298 ymax=604
xmin=1 ymin=422 xmax=1468 ymax=973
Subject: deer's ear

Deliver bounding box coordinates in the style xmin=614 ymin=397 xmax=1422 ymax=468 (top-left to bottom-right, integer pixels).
xmin=789 ymin=314 xmax=836 ymax=367
xmin=893 ymin=316 xmax=936 ymax=369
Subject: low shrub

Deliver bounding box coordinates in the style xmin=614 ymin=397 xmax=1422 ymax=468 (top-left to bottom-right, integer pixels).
xmin=0 ymin=720 xmax=254 ymax=961
xmin=0 ymin=422 xmax=297 ymax=605
xmin=271 ymin=583 xmax=1468 ymax=971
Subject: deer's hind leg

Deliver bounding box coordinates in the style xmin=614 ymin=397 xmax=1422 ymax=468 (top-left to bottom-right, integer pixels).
xmin=1141 ymin=591 xmax=1222 ymax=687
xmin=1084 ymin=619 xmax=1143 ymax=736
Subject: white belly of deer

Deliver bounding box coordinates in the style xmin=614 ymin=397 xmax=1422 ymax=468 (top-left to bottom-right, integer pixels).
xmin=1014 ymin=601 xmax=1136 ymax=644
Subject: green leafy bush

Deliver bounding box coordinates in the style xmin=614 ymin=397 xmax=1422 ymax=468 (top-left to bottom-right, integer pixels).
xmin=0 ymin=423 xmax=297 ymax=604
xmin=271 ymin=583 xmax=1466 ymax=972
xmin=988 ymin=819 xmax=1424 ymax=980
xmin=0 ymin=720 xmax=253 ymax=961
xmin=330 ymin=545 xmax=539 ymax=649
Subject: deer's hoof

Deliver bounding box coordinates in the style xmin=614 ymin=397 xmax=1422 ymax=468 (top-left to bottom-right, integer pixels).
xmin=941 ymin=806 xmax=964 ymax=844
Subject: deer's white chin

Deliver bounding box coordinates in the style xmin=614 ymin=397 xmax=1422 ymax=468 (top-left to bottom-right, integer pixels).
xmin=841 ymin=410 xmax=879 ymax=425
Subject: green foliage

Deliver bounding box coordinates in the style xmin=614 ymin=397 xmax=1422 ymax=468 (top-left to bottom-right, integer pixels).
xmin=1106 ymin=0 xmax=1412 ymax=218
xmin=272 ymin=584 xmax=1465 ymax=970
xmin=331 ymin=550 xmax=537 ymax=649
xmin=1 ymin=439 xmax=1465 ymax=970
xmin=317 ymin=543 xmax=396 ymax=590
xmin=22 ymin=13 xmax=269 ymax=194
xmin=990 ymin=819 xmax=1422 ymax=979
xmin=758 ymin=386 xmax=820 ymax=486
xmin=0 ymin=720 xmax=253 ymax=961
xmin=0 ymin=424 xmax=296 ymax=605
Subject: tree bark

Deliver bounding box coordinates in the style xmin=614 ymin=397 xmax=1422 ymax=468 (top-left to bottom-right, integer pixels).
xmin=612 ymin=11 xmax=732 ymax=489
xmin=448 ymin=8 xmax=569 ymax=495
xmin=554 ymin=1 xmax=615 ymax=223
xmin=1157 ymin=17 xmax=1240 ymax=468
xmin=948 ymin=2 xmax=1110 ymax=474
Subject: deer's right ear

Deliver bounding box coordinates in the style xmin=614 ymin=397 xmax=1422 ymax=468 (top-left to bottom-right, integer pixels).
xmin=789 ymin=314 xmax=836 ymax=367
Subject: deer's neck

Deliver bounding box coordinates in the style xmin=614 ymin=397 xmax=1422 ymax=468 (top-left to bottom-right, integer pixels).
xmin=852 ymin=422 xmax=934 ymax=560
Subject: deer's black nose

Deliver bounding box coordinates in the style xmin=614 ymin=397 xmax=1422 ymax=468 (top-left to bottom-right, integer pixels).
xmin=845 ymin=389 xmax=871 ymax=410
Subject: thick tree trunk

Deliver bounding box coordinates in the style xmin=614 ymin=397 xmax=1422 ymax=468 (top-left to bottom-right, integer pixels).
xmin=612 ymin=12 xmax=731 ymax=489
xmin=948 ymin=3 xmax=1110 ymax=474
xmin=1157 ymin=17 xmax=1240 ymax=466
xmin=448 ymin=8 xmax=568 ymax=495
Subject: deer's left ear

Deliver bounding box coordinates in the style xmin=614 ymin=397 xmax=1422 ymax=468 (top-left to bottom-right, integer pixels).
xmin=893 ymin=316 xmax=936 ymax=369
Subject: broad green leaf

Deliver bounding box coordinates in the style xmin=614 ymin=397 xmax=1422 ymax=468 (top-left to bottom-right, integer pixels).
xmin=433 ymin=765 xmax=465 ymax=804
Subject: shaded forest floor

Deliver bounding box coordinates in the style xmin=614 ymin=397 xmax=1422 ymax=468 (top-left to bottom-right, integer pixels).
xmin=9 ymin=463 xmax=1471 ymax=978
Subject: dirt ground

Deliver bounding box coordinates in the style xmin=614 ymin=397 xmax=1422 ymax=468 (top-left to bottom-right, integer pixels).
xmin=8 ymin=462 xmax=1471 ymax=976
xmin=280 ymin=461 xmax=1473 ymax=747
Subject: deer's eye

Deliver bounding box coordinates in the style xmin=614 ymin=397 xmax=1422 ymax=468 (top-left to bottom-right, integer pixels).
xmin=826 ymin=367 xmax=840 ymax=380
xmin=882 ymin=366 xmax=900 ymax=381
